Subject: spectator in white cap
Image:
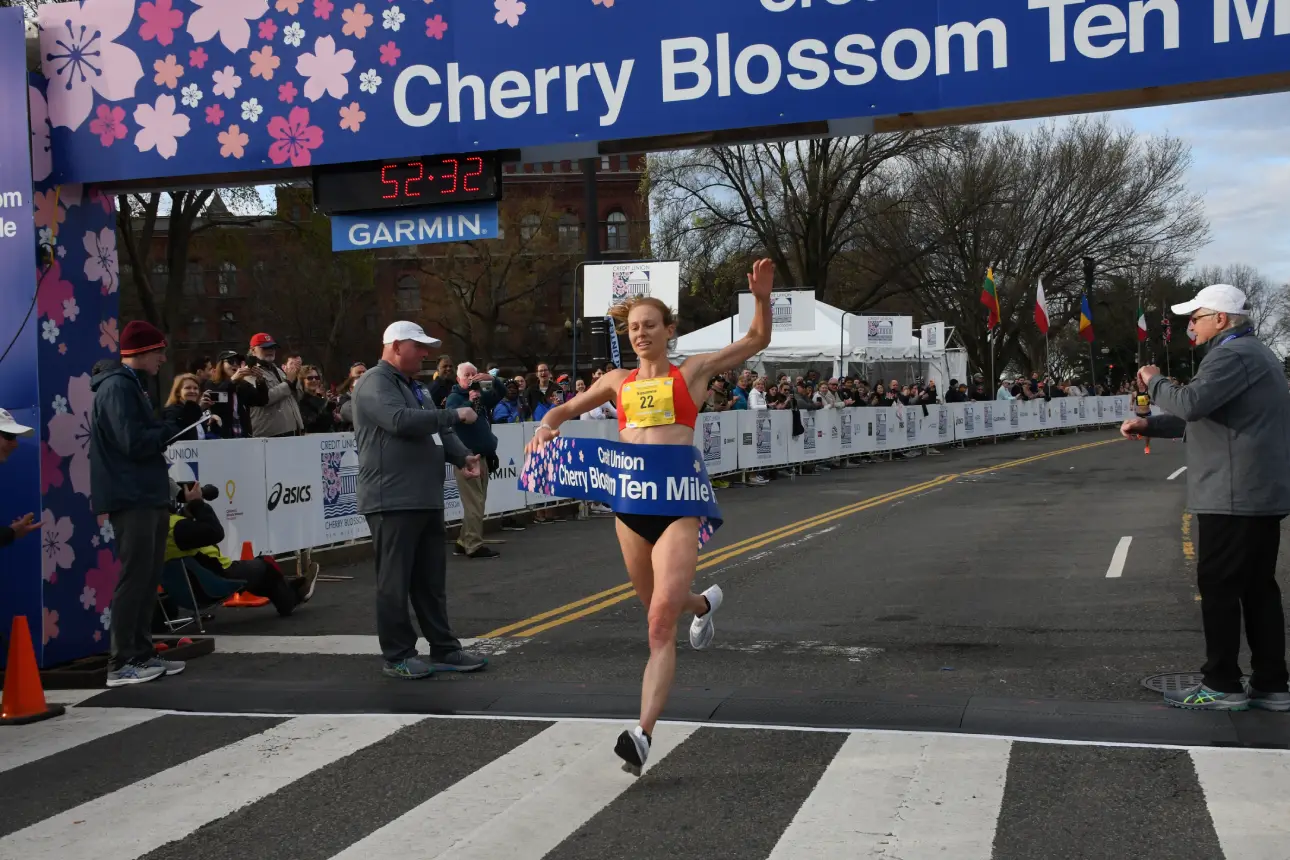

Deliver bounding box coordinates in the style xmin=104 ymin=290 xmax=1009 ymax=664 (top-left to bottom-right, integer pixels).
xmin=0 ymin=408 xmax=39 ymax=549
xmin=1121 ymin=283 xmax=1290 ymax=711
xmin=350 ymin=321 xmax=490 ymax=679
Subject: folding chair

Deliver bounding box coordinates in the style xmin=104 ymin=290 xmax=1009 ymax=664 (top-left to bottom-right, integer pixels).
xmin=158 ymin=558 xmax=249 ymax=634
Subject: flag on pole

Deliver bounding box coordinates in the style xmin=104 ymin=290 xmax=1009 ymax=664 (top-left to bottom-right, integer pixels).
xmin=980 ymin=267 xmax=1001 ymax=330
xmin=1034 ymin=276 xmax=1050 ymax=335
xmin=1161 ymin=309 xmax=1172 ymax=344
xmin=1079 ymin=295 xmax=1095 ymax=342
xmin=1136 ymin=300 xmax=1148 ymax=342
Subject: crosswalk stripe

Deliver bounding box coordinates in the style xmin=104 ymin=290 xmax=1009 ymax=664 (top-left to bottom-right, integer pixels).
xmin=1191 ymin=747 xmax=1290 ymax=860
xmin=0 ymin=708 xmax=160 ymax=775
xmin=767 ymin=733 xmax=1010 ymax=860
xmin=329 ymin=721 xmax=699 ymax=860
xmin=0 ymin=715 xmax=420 ymax=860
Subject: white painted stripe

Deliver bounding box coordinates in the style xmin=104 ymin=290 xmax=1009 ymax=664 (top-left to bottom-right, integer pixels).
xmin=1167 ymin=466 xmax=1187 ymax=481
xmin=1191 ymin=747 xmax=1290 ymax=860
xmin=0 ymin=708 xmax=161 ymax=774
xmin=330 ymin=721 xmax=697 ymax=860
xmin=212 ymin=635 xmax=519 ymax=656
xmin=0 ymin=714 xmax=420 ymax=860
xmin=768 ymin=733 xmax=1011 ymax=860
xmin=1105 ymin=536 xmax=1133 ymax=578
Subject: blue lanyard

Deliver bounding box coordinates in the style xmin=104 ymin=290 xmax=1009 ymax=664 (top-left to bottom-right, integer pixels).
xmin=1218 ymin=327 xmax=1253 ymax=347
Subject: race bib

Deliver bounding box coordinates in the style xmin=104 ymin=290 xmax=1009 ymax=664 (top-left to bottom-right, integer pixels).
xmin=621 ymin=377 xmax=676 ymax=429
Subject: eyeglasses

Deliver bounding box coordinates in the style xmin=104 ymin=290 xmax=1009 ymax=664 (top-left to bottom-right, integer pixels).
xmin=305 ymin=375 xmax=321 ymax=381
xmin=1190 ymin=313 xmax=1218 ymax=324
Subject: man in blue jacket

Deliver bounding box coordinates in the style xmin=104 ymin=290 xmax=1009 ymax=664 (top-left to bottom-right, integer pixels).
xmin=445 ymin=362 xmax=504 ymax=559
xmin=90 ymin=321 xmax=185 ymax=687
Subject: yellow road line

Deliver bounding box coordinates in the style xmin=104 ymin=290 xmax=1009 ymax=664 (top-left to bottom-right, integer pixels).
xmin=481 ymin=435 xmax=1122 ymax=639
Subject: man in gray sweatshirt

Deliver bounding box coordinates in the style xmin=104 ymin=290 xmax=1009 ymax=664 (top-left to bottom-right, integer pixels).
xmin=1122 ymin=284 xmax=1290 ymax=712
xmin=351 ymin=321 xmax=488 ymax=680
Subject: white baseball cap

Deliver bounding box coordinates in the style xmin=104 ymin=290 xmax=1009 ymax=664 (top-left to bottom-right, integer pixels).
xmin=0 ymin=408 xmax=34 ymax=437
xmin=1171 ymin=284 xmax=1250 ymax=317
xmin=382 ymin=321 xmax=441 ymax=347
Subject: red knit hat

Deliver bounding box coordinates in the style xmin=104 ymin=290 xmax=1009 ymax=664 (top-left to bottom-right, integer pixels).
xmin=119 ymin=320 xmax=167 ymax=356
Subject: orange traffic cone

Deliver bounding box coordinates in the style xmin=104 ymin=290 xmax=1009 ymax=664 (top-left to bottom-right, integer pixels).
xmin=1 ymin=615 xmax=65 ymax=725
xmin=223 ymin=541 xmax=270 ymax=608
xmin=1144 ymin=440 xmax=1151 ymax=455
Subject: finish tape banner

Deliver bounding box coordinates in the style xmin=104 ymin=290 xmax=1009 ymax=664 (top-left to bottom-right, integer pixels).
xmin=519 ymin=436 xmax=722 ymax=548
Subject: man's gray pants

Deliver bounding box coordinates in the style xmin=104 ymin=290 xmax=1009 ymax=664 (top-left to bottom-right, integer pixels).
xmin=366 ymin=509 xmax=461 ymax=663
xmin=108 ymin=507 xmax=169 ymax=670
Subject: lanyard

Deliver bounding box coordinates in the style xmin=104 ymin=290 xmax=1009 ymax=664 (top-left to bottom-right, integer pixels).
xmin=1218 ymin=327 xmax=1253 ymax=347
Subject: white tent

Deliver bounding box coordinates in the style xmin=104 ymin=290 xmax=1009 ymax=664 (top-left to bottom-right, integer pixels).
xmin=671 ymin=301 xmax=967 ymax=390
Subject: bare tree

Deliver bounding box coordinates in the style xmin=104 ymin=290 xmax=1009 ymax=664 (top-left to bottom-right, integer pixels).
xmin=1193 ymin=263 xmax=1290 ymax=351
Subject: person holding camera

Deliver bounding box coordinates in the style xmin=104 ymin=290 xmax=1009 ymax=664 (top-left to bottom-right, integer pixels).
xmin=445 ymin=362 xmax=503 ymax=560
xmin=165 ymin=482 xmax=314 ymax=615
xmin=246 ymin=333 xmax=305 ymax=438
xmin=202 ymin=350 xmax=269 ymax=438
xmin=0 ymin=408 xmax=39 ymax=549
xmin=162 ymin=374 xmax=222 ymax=442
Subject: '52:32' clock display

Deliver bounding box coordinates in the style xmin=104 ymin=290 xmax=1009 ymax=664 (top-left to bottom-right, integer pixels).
xmin=312 ymin=152 xmax=502 ymax=214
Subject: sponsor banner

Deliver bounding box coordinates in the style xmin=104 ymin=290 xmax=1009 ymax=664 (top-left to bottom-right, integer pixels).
xmin=920 ymin=322 xmax=946 ymax=350
xmin=583 ymin=260 xmax=681 ymax=317
xmin=262 ymin=436 xmax=328 ymax=554
xmin=331 ymin=201 xmax=499 ymax=252
xmin=166 ymin=439 xmax=271 ymax=560
xmin=485 ymin=422 xmax=529 ymax=516
xmin=318 ymin=433 xmax=369 ymax=543
xmin=696 ymin=412 xmax=739 ymax=475
xmin=737 ymin=409 xmax=790 ymax=469
xmin=850 ymin=315 xmax=915 ymax=349
xmin=739 ymin=290 xmax=815 ymax=332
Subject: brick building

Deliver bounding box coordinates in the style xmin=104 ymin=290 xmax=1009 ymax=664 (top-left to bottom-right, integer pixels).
xmin=119 ymin=154 xmax=648 ymax=382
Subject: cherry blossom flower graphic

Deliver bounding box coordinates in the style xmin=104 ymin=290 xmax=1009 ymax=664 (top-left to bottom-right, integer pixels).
xmin=58 ymin=184 xmax=84 ymax=208
xmin=139 ymin=0 xmax=184 ymax=45
xmin=42 ymin=320 xmax=60 ymax=345
xmin=80 ymin=586 xmax=97 ymax=611
xmin=339 ymin=101 xmax=365 ymax=132
xmin=277 ymin=0 xmax=302 ymax=12
xmin=267 ymin=106 xmax=324 ymax=166
xmin=85 ymin=549 xmax=121 ymax=612
xmin=134 ymin=93 xmax=191 ymax=159
xmin=251 ymin=45 xmax=281 ymax=79
xmin=48 ymin=374 xmax=95 ymax=497
xmin=99 ymin=516 xmax=115 ymax=544
xmin=58 ymin=343 xmax=69 ymax=355
xmin=99 ymin=318 xmax=119 ymax=352
xmin=40 ymin=0 xmax=146 ymax=132
xmin=153 ymin=54 xmax=185 ymax=88
xmin=213 ymin=66 xmax=243 ymax=99
xmin=424 ymin=13 xmax=445 ymax=39
xmin=296 ymin=36 xmax=354 ymax=101
xmin=314 ymin=0 xmax=334 ymax=19
xmin=63 ymin=298 xmax=81 ymax=322
xmin=188 ymin=0 xmax=270 ymax=53
xmin=258 ymin=17 xmax=278 ymax=39
xmin=493 ymin=0 xmax=525 ymax=28
xmin=37 ymin=261 xmax=75 ymax=325
xmin=182 ymin=82 xmax=204 ymax=108
xmin=189 ymin=46 xmax=209 ymax=68
xmin=382 ymin=4 xmax=404 ymax=31
xmin=40 ymin=510 xmax=75 ymax=583
xmin=378 ymin=40 xmax=400 ymax=65
xmin=242 ymin=97 xmax=264 ymax=122
xmin=33 ymin=189 xmax=65 ymax=232
xmin=28 ymin=86 xmax=52 ymax=183
xmin=43 ymin=608 xmax=59 ymax=646
xmin=206 ymin=104 xmax=225 ymax=124
xmin=219 ymin=124 xmax=250 ymax=158
xmin=89 ymin=104 xmax=128 ymax=147
xmin=341 ymin=3 xmax=373 ymax=38
xmin=359 ymin=69 xmax=381 ymax=94
xmin=592 ymin=0 xmax=614 ymax=6
xmin=278 ymin=81 xmax=298 ymax=103
xmin=282 ymin=21 xmax=306 ymax=47
xmin=84 ymin=228 xmax=119 ymax=293
xmin=41 ymin=443 xmax=65 ymax=495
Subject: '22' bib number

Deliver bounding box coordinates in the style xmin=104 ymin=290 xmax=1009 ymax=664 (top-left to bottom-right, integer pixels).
xmin=622 ymin=378 xmax=676 ymax=429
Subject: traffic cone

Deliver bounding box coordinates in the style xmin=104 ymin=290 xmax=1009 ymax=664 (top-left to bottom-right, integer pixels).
xmin=1 ymin=616 xmax=65 ymax=725
xmin=223 ymin=541 xmax=270 ymax=608
xmin=1144 ymin=440 xmax=1151 ymax=455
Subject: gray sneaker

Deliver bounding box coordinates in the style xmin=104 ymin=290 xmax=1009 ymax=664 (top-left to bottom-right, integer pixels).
xmin=431 ymin=649 xmax=488 ymax=673
xmin=1164 ymin=683 xmax=1249 ymax=711
xmin=142 ymin=656 xmax=186 ymax=676
xmin=383 ymin=656 xmax=434 ymax=679
xmin=106 ymin=662 xmax=166 ymax=687
xmin=1244 ymin=681 xmax=1290 ymax=712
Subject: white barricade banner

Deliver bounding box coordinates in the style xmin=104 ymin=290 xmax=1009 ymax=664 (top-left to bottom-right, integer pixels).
xmin=789 ymin=410 xmax=820 ymax=463
xmin=697 ymin=412 xmax=739 ymax=475
xmin=262 ymin=436 xmax=331 ymax=554
xmin=819 ymin=410 xmax=842 ymax=460
xmin=317 ymin=433 xmax=370 ymax=544
xmin=1035 ymin=397 xmax=1049 ymax=429
xmin=485 ymin=423 xmax=529 ymax=517
xmin=738 ymin=410 xmax=790 ymax=470
xmin=1110 ymin=395 xmax=1126 ymax=420
xmin=166 ymin=439 xmax=270 ymax=559
xmin=1056 ymin=397 xmax=1072 ymax=428
xmin=934 ymin=404 xmax=952 ymax=444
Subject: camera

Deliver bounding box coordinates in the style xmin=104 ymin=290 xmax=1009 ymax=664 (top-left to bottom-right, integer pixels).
xmin=173 ymin=482 xmax=219 ymax=511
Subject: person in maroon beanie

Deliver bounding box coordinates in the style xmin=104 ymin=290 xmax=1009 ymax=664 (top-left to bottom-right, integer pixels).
xmin=90 ymin=320 xmax=186 ymax=687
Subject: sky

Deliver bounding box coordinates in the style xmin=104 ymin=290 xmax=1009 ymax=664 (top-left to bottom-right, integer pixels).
xmin=996 ymin=90 xmax=1290 ymax=287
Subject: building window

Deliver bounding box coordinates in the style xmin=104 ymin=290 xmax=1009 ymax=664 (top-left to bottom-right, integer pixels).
xmin=218 ymin=262 xmax=238 ymax=296
xmin=396 ymin=275 xmax=422 ymax=312
xmin=189 ymin=316 xmax=206 ymax=341
xmin=601 ymin=155 xmax=610 ymax=171
xmin=558 ymin=213 xmax=580 ymax=251
xmin=606 ymin=211 xmax=629 ymax=252
xmin=520 ymin=214 xmax=540 ymax=242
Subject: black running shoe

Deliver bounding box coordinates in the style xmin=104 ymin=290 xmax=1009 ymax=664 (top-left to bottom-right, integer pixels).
xmin=614 ymin=726 xmax=651 ymax=776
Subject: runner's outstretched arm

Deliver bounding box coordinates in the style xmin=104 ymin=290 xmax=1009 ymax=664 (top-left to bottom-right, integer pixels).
xmin=682 ymin=258 xmax=775 ymax=381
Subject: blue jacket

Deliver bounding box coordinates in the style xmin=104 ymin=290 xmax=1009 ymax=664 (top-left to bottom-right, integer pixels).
xmin=444 ymin=383 xmax=502 ymax=455
xmin=492 ymin=396 xmax=523 ymax=424
xmin=89 ymin=364 xmax=180 ymax=514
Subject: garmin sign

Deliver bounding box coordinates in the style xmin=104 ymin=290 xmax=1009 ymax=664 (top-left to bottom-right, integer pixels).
xmin=330 ymin=201 xmax=499 ymax=252
xmin=35 ymin=0 xmax=1290 ymax=186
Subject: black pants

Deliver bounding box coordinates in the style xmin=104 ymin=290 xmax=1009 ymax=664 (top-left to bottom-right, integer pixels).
xmin=366 ymin=509 xmax=460 ymax=663
xmin=108 ymin=507 xmax=170 ymax=670
xmin=226 ymin=558 xmax=301 ymax=616
xmin=1196 ymin=514 xmax=1288 ymax=693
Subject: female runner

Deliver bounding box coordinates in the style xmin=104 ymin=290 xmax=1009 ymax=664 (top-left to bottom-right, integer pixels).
xmin=525 ymin=258 xmax=775 ymax=773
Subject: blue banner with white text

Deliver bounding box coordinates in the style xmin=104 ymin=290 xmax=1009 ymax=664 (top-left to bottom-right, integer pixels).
xmin=37 ymin=0 xmax=1290 ymax=185
xmin=331 ymin=200 xmax=499 ymax=251
xmin=520 ymin=436 xmax=722 ymax=547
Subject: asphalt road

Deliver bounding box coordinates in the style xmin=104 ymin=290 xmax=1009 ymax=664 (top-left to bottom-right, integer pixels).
xmin=176 ymin=427 xmax=1278 ymax=705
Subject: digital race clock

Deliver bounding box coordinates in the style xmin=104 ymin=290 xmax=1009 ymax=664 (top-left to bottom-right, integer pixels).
xmin=312 ymin=151 xmax=502 ymax=214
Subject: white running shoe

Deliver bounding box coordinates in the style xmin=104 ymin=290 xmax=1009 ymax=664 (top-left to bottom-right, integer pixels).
xmin=689 ymin=584 xmax=723 ymax=650
xmin=615 ymin=726 xmax=651 ymax=776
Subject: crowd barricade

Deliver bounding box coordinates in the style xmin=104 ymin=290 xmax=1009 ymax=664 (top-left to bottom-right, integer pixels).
xmin=164 ymin=395 xmax=1131 ymax=559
